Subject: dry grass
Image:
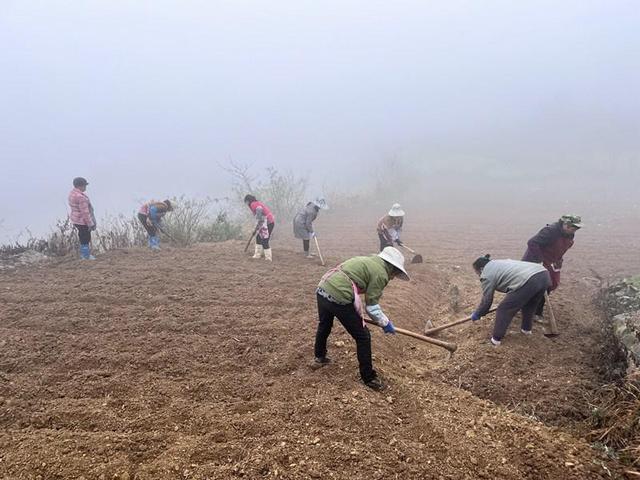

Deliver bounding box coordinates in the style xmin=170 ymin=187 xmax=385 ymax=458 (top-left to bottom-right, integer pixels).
xmin=588 ymin=381 xmax=640 ymax=466
xmin=0 ymin=198 xmax=243 ymax=257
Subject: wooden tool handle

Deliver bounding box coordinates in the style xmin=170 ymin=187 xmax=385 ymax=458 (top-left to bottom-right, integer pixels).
xmin=424 ymin=307 xmax=498 ymax=336
xmin=243 ymin=227 xmax=258 ymax=252
xmin=314 ymin=236 xmax=325 ymax=266
xmin=544 ymin=292 xmax=559 ymax=335
xmin=364 ymin=319 xmax=457 ymax=352
xmin=398 ymin=244 xmax=416 ymax=254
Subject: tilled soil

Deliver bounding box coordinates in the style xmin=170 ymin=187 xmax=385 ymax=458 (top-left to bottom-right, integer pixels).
xmin=1 ymin=211 xmax=638 ymax=479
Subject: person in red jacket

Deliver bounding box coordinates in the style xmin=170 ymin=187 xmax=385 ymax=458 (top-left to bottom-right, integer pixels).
xmin=244 ymin=194 xmax=276 ymax=261
xmin=521 ymin=214 xmax=583 ymax=321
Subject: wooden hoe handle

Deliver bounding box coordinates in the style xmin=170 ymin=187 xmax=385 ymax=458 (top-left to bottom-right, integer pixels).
xmin=365 ymin=319 xmax=457 ymax=353
xmin=544 ymin=292 xmax=559 ymax=335
xmin=314 ymin=236 xmax=325 ymax=266
xmin=424 ymin=307 xmax=498 ymax=336
xmin=243 ymin=227 xmax=258 ymax=252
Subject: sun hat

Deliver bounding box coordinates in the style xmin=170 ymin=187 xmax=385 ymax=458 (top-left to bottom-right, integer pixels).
xmin=313 ymin=197 xmax=329 ymax=210
xmin=388 ymin=203 xmax=405 ymax=217
xmin=378 ymin=246 xmax=410 ymax=281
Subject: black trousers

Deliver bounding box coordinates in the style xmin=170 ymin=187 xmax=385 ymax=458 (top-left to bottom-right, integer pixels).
xmin=256 ymin=222 xmax=275 ymax=249
xmin=378 ymin=233 xmax=393 ymax=252
xmin=493 ymin=271 xmax=551 ymax=340
xmin=303 ymin=239 xmax=310 ymax=252
xmin=314 ymin=293 xmax=376 ymax=382
xmin=536 ymin=295 xmax=546 ymax=316
xmin=138 ymin=213 xmax=158 ymax=236
xmin=74 ymin=224 xmax=91 ymax=245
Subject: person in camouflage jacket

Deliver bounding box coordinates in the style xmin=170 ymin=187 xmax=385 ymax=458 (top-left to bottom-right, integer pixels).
xmin=521 ymin=214 xmax=583 ymax=319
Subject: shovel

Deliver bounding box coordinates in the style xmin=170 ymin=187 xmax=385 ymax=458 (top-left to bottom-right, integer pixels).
xmin=398 ymin=244 xmax=423 ymax=264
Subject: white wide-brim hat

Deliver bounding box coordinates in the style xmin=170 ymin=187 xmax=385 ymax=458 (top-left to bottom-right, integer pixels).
xmin=378 ymin=247 xmax=410 ymax=281
xmin=388 ymin=203 xmax=405 ymax=217
xmin=313 ymin=197 xmax=329 ymax=210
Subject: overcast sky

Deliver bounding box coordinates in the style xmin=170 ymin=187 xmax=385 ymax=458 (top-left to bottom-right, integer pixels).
xmin=1 ymin=0 xmax=638 ymax=241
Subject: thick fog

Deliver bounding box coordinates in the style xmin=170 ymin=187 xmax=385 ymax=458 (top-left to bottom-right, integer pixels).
xmin=1 ymin=0 xmax=638 ymax=242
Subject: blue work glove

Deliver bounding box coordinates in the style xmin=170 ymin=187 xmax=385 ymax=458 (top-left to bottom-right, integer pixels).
xmin=471 ymin=311 xmax=481 ymax=322
xmin=383 ymin=321 xmax=396 ymax=334
xmin=310 ymin=231 xmax=316 ymax=238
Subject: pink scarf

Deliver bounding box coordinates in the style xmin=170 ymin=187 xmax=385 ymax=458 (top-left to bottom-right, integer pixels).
xmin=320 ymin=267 xmax=365 ymax=325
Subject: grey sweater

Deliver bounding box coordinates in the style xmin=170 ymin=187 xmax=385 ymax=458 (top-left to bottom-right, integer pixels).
xmin=476 ymin=259 xmax=547 ymax=315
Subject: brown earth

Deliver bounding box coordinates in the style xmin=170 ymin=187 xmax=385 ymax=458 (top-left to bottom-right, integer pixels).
xmin=1 ymin=209 xmax=639 ymax=479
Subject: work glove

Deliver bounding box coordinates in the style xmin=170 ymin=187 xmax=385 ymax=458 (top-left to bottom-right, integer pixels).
xmin=396 ymin=239 xmax=403 ymax=246
xmin=383 ymin=320 xmax=396 ymax=334
xmin=471 ymin=311 xmax=481 ymax=321
xmin=310 ymin=231 xmax=316 ymax=238
xmin=550 ymin=263 xmax=561 ymax=273
xmin=90 ymin=225 xmax=97 ymax=232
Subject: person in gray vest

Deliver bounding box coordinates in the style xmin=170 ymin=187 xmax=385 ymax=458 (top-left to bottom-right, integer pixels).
xmin=470 ymin=254 xmax=551 ymax=346
xmin=293 ymin=197 xmax=329 ymax=257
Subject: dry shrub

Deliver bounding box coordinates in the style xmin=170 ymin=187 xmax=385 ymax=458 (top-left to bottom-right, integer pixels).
xmin=588 ymin=277 xmax=640 ymax=467
xmin=160 ymin=196 xmax=242 ymax=246
xmin=94 ymin=214 xmax=147 ymax=251
xmin=0 ymin=196 xmax=243 ymax=256
xmin=0 ymin=219 xmax=77 ymax=257
xmin=588 ymin=381 xmax=640 ymax=466
xmin=223 ymin=161 xmax=308 ymax=222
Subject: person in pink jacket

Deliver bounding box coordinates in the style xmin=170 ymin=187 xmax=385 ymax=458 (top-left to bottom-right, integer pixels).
xmin=244 ymin=194 xmax=275 ymax=261
xmin=68 ymin=177 xmax=97 ymax=260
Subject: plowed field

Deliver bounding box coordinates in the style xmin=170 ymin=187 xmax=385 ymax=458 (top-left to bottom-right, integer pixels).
xmin=1 ymin=209 xmax=638 ymax=479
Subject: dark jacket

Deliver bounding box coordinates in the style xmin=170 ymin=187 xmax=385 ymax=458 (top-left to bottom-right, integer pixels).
xmin=522 ymin=221 xmax=574 ymax=269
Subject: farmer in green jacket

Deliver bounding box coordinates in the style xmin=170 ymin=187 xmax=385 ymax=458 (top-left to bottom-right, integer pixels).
xmin=314 ymin=247 xmax=410 ymax=391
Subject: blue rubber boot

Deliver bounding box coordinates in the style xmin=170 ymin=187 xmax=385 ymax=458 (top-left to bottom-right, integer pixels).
xmin=150 ymin=235 xmax=161 ymax=250
xmin=80 ymin=244 xmax=96 ymax=260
